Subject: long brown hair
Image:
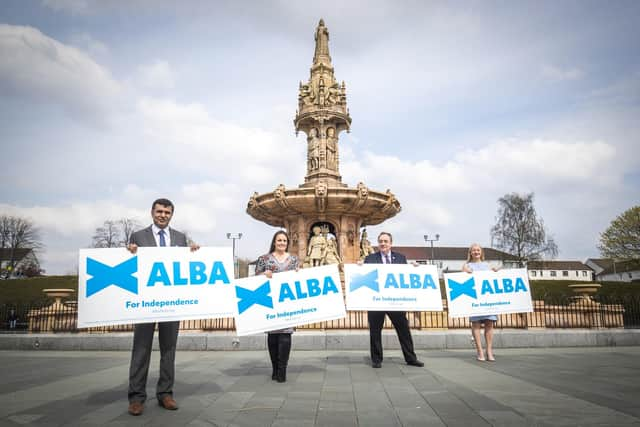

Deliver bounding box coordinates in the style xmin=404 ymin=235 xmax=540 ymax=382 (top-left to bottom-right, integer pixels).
xmin=269 ymin=230 xmax=290 ymax=253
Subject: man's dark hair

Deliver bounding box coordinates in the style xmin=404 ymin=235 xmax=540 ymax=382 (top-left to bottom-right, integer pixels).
xmin=378 ymin=232 xmax=393 ymax=243
xmin=152 ymin=198 xmax=175 ymax=212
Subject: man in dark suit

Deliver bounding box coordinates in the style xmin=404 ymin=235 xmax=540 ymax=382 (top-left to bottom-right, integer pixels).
xmin=126 ymin=198 xmax=197 ymax=416
xmin=364 ymin=231 xmax=424 ymax=369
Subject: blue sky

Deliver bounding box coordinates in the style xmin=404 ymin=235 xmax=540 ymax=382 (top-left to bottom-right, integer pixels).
xmin=1 ymin=1 xmax=639 ymax=274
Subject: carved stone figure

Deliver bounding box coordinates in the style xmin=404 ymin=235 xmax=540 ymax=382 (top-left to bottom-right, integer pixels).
xmin=382 ymin=189 xmax=398 ymax=214
xmin=307 ymin=225 xmax=327 ymax=267
xmin=326 ymin=83 xmax=340 ymax=105
xmin=299 ymin=83 xmax=314 ymax=106
xmin=314 ymin=19 xmax=330 ymax=62
xmin=308 ymin=128 xmax=320 ymax=171
xmin=360 ymin=229 xmax=375 ymax=260
xmin=357 ymin=182 xmax=368 ymax=199
xmin=315 ymin=181 xmax=328 ymax=212
xmin=326 ymin=127 xmax=337 ymax=170
xmin=347 ymin=228 xmax=355 ymax=245
xmin=302 ymin=255 xmax=312 ymax=269
xmin=322 ymin=237 xmax=341 ymax=265
xmin=248 ymin=191 xmax=259 ymax=208
xmin=274 ymin=184 xmax=287 ymax=200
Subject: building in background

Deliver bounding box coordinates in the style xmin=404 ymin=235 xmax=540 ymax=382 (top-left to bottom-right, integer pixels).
xmin=585 ymin=258 xmax=640 ymax=283
xmin=527 ymin=260 xmax=593 ymax=282
xmin=391 ymin=246 xmax=520 ymax=277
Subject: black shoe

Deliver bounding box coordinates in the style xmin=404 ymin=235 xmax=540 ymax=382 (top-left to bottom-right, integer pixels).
xmin=372 ymin=361 xmax=382 ymax=368
xmin=407 ymin=359 xmax=424 ymax=367
xmin=276 ymin=367 xmax=287 ymax=383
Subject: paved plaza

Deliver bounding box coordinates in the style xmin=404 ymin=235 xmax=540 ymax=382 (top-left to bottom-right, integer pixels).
xmin=1 ymin=346 xmax=639 ymax=426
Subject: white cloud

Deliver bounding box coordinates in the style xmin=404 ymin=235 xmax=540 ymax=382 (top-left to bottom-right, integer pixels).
xmin=69 ymin=32 xmax=109 ymax=58
xmin=135 ymin=97 xmax=305 ymax=187
xmin=136 ymin=60 xmax=176 ymax=90
xmin=0 ymin=24 xmax=122 ymax=123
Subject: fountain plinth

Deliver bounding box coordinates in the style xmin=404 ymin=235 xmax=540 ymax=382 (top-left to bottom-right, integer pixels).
xmin=42 ymin=288 xmax=75 ymax=307
xmin=247 ymin=19 xmax=400 ymax=264
xmin=568 ymin=283 xmax=602 ymax=303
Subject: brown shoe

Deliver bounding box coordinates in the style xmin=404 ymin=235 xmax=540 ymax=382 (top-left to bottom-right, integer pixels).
xmin=128 ymin=401 xmax=144 ymax=416
xmin=158 ymin=395 xmax=178 ymax=410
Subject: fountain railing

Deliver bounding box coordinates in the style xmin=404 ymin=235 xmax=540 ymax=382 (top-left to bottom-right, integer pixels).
xmin=2 ymin=294 xmax=636 ymax=332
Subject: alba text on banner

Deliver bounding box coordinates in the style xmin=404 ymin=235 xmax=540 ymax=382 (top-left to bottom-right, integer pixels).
xmin=78 ymin=247 xmax=235 ymax=328
xmin=344 ymin=264 xmax=444 ymax=312
xmin=444 ymin=268 xmax=533 ymax=318
xmin=233 ymin=264 xmax=345 ymax=336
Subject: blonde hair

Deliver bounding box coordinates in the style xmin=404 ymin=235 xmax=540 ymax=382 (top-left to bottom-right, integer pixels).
xmin=466 ymin=243 xmax=485 ymax=262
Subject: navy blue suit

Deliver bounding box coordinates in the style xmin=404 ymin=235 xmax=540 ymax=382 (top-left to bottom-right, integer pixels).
xmin=364 ymin=251 xmax=419 ymax=365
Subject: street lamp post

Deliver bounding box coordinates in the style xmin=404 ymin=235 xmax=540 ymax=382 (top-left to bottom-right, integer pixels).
xmin=226 ymin=233 xmax=243 ymax=278
xmin=423 ymin=234 xmax=440 ymax=265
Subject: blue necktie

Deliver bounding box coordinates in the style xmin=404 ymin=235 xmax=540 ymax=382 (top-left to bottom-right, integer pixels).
xmin=158 ymin=229 xmax=167 ymax=247
xmin=385 ymin=254 xmax=391 ymax=264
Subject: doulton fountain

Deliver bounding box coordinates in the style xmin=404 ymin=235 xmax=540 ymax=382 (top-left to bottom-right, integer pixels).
xmin=247 ymin=19 xmax=401 ymax=265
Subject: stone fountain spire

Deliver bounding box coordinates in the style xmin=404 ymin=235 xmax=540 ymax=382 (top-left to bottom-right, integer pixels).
xmin=295 ymin=19 xmax=351 ymax=187
xmin=247 ymin=19 xmax=400 ymax=264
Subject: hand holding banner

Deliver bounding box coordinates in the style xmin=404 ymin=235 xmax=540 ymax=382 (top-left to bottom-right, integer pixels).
xmin=444 ymin=268 xmax=533 ymax=318
xmin=232 ymin=264 xmax=345 ymax=336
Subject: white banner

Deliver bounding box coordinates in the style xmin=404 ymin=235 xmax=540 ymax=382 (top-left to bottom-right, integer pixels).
xmin=444 ymin=268 xmax=533 ymax=318
xmin=232 ymin=264 xmax=346 ymax=336
xmin=78 ymin=247 xmax=235 ymax=327
xmin=344 ymin=264 xmax=444 ymax=312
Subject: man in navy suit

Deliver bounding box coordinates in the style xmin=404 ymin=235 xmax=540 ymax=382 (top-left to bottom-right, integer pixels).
xmin=364 ymin=232 xmax=424 ymax=368
xmin=126 ymin=198 xmax=197 ymax=416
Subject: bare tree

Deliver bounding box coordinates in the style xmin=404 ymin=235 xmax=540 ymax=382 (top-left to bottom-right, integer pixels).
xmin=92 ymin=220 xmax=122 ymax=248
xmin=0 ymin=215 xmax=43 ymax=278
xmin=490 ymin=192 xmax=558 ymax=266
xmin=92 ymin=218 xmax=141 ymax=247
xmin=120 ymin=218 xmax=141 ymax=245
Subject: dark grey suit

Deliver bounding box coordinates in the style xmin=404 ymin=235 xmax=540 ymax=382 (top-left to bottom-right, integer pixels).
xmin=128 ymin=226 xmax=188 ymax=404
xmin=364 ymin=251 xmax=419 ymax=365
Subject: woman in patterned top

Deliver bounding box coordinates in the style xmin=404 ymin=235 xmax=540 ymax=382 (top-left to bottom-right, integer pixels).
xmin=255 ymin=230 xmax=300 ymax=382
xmin=462 ymin=243 xmax=499 ymax=362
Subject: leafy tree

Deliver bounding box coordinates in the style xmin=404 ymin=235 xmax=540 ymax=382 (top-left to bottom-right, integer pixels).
xmin=598 ymin=206 xmax=640 ymax=259
xmin=0 ymin=215 xmax=43 ymax=278
xmin=490 ymin=192 xmax=558 ymax=266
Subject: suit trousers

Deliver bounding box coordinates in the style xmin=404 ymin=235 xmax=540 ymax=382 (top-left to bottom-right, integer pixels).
xmin=128 ymin=321 xmax=180 ymax=403
xmin=368 ymin=311 xmax=417 ymax=364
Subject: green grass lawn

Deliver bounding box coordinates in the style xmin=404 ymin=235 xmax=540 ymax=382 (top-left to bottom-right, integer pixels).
xmin=0 ymin=276 xmax=78 ymax=306
xmin=1 ymin=276 xmax=639 ymax=307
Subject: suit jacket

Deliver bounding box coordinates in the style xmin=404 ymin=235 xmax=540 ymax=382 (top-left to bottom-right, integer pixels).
xmin=364 ymin=250 xmax=407 ymax=265
xmin=130 ymin=225 xmax=188 ymax=248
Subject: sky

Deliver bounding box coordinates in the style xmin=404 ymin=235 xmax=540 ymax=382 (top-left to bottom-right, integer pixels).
xmin=1 ymin=0 xmax=639 ymax=275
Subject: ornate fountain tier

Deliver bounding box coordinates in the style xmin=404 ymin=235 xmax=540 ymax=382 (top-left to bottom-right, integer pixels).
xmin=247 ymin=19 xmax=401 ymax=265
xmin=247 ymin=182 xmax=400 ymax=263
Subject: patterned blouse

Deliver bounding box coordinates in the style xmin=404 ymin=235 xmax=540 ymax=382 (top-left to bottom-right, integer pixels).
xmin=254 ymin=253 xmax=300 ymax=334
xmin=255 ymin=253 xmax=300 ymax=275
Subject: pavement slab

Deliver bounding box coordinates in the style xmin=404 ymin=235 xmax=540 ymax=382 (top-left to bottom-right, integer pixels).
xmin=0 ymin=347 xmax=639 ymax=426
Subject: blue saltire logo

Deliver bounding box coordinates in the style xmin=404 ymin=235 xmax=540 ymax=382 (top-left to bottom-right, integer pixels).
xmin=350 ymin=269 xmax=379 ymax=292
xmin=448 ymin=277 xmax=477 ymax=300
xmin=236 ymin=281 xmax=274 ymax=314
xmin=86 ymin=257 xmax=138 ymax=297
